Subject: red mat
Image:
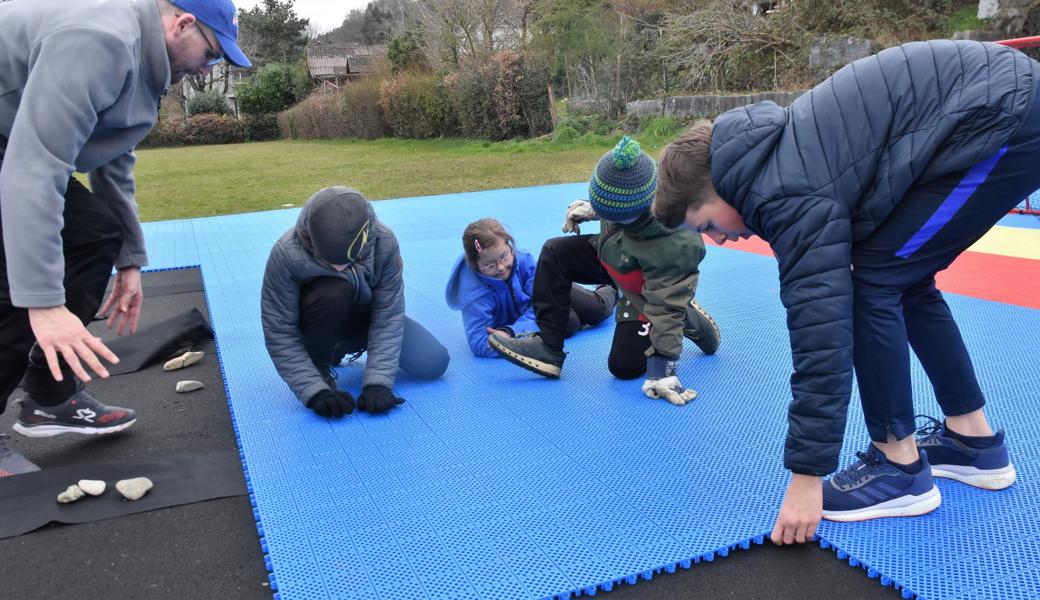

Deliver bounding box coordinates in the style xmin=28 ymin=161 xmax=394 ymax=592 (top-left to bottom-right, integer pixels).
xmin=705 ymin=237 xmax=1040 ymax=310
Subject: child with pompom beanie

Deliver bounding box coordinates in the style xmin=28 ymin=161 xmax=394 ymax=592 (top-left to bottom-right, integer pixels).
xmin=488 ymin=137 xmax=720 ymax=405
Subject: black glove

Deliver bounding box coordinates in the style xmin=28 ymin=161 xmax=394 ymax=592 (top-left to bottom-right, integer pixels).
xmin=357 ymin=385 xmax=405 ymax=414
xmin=307 ymin=389 xmax=356 ymax=418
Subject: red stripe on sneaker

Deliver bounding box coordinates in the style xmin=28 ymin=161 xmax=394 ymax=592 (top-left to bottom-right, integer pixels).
xmin=98 ymin=411 xmax=127 ymax=424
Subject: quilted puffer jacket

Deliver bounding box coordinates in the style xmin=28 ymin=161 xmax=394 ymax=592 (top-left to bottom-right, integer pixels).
xmin=709 ymin=40 xmax=1039 ymax=475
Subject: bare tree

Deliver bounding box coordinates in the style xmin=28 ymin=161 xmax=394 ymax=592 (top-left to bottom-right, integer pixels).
xmin=415 ymin=0 xmax=525 ymax=68
xmin=660 ymin=0 xmax=803 ymax=93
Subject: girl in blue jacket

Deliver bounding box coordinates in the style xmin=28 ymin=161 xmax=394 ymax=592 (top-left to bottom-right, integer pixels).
xmin=445 ymin=218 xmax=616 ymax=358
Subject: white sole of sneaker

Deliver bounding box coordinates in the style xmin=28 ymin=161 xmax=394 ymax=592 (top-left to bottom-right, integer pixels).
xmin=13 ymin=418 xmax=137 ymax=438
xmin=822 ymin=484 xmax=942 ymax=522
xmin=932 ymin=463 xmax=1017 ymax=490
xmin=488 ymin=338 xmax=562 ymax=378
xmin=685 ymin=299 xmax=720 ymax=355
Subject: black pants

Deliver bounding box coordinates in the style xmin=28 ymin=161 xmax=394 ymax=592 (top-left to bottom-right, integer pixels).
xmin=534 ymin=235 xmax=653 ymax=380
xmin=851 ymin=89 xmax=1040 ymax=443
xmin=0 ymin=164 xmax=122 ymax=413
xmin=561 ymin=283 xmax=615 ymax=338
xmin=299 ymin=277 xmax=449 ymax=380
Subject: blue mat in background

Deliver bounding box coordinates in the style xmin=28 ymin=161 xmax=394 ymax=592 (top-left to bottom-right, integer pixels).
xmin=141 ymin=183 xmax=1040 ymax=600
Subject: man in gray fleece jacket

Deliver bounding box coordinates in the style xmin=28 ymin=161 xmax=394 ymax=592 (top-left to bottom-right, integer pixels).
xmin=0 ymin=0 xmax=249 ymax=476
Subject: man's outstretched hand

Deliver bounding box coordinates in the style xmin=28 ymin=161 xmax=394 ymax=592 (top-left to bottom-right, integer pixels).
xmin=28 ymin=305 xmax=119 ymax=383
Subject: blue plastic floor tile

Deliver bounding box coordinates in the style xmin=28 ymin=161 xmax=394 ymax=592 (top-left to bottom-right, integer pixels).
xmin=141 ymin=182 xmax=1040 ymax=599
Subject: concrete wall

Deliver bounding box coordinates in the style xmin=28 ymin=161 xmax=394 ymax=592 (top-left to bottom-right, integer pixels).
xmin=627 ymin=90 xmax=805 ymax=119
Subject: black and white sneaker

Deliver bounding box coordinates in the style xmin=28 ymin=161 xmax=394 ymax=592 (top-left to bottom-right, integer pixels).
xmin=13 ymin=386 xmax=137 ymax=438
xmin=0 ymin=433 xmax=40 ymax=477
xmin=489 ymin=333 xmax=566 ymax=378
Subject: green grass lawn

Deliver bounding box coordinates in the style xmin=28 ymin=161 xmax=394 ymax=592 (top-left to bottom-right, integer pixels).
xmin=132 ymin=135 xmax=678 ymax=222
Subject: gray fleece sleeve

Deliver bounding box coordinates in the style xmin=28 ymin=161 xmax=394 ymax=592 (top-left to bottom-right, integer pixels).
xmin=0 ymin=28 xmax=135 ymax=307
xmin=89 ymin=152 xmax=148 ymax=270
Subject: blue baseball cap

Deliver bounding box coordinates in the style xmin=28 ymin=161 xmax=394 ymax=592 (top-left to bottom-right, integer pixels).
xmin=170 ymin=0 xmax=252 ymax=68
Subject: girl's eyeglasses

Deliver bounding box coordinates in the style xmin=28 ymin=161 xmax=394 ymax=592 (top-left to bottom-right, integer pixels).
xmin=477 ymin=249 xmax=512 ymax=274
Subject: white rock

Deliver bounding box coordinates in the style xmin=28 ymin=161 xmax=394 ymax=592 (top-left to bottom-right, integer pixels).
xmin=163 ymin=351 xmax=204 ymax=371
xmin=175 ymin=380 xmax=204 ymax=393
xmin=115 ymin=477 xmax=153 ymax=501
xmin=77 ymin=479 xmax=106 ymax=496
xmin=57 ymin=484 xmax=85 ymax=504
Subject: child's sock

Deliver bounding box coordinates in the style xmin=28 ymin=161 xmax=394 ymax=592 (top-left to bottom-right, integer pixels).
xmin=944 ymin=421 xmax=998 ymax=449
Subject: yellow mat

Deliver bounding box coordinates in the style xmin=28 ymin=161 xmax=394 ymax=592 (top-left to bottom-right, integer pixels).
xmin=970 ymin=225 xmax=1040 ymax=260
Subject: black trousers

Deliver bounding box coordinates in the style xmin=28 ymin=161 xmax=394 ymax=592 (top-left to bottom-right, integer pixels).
xmin=0 ymin=167 xmax=122 ymax=412
xmin=851 ymin=89 xmax=1040 ymax=443
xmin=561 ymin=283 xmax=616 ymax=338
xmin=299 ymin=277 xmax=449 ymax=380
xmin=534 ymin=235 xmax=652 ymax=380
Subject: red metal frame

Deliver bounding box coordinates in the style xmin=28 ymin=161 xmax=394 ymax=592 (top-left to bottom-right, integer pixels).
xmin=995 ymin=36 xmax=1040 ymax=50
xmin=996 ymin=37 xmax=1040 ymax=214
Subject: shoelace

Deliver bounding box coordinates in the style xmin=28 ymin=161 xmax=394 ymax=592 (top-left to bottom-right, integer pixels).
xmin=832 ymin=449 xmax=884 ymax=488
xmin=320 ymin=364 xmax=339 ymax=382
xmin=915 ymin=414 xmax=943 ymax=442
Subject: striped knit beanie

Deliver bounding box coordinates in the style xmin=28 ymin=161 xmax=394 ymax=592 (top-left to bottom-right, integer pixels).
xmin=588 ymin=136 xmax=657 ymax=222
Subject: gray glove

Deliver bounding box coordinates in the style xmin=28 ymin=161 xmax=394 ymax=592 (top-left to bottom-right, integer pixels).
xmin=561 ymin=200 xmax=598 ymax=234
xmin=642 ymin=355 xmax=697 ymax=406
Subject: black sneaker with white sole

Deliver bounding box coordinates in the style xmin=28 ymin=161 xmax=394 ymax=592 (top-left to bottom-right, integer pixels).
xmin=13 ymin=386 xmax=137 ymax=438
xmin=683 ymin=298 xmax=721 ymax=355
xmin=488 ymin=333 xmax=566 ymax=378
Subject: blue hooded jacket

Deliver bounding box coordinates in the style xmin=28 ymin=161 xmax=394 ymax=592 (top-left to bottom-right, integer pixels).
xmin=710 ymin=40 xmax=1039 ymax=476
xmin=445 ymin=249 xmax=538 ymax=358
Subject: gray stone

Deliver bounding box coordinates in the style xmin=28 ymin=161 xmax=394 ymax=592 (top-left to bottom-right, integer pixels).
xmin=716 ymin=95 xmax=750 ymax=113
xmin=664 ymin=96 xmax=719 ymax=118
xmin=116 ymin=477 xmax=153 ymax=501
xmin=176 ymin=380 xmax=204 ymax=393
xmin=163 ymin=351 xmax=204 ymax=371
xmin=809 ymin=36 xmax=877 ymax=81
xmin=952 ymin=29 xmax=1003 ymax=42
xmin=77 ymin=479 xmax=106 ymax=496
xmin=978 ymin=0 xmax=1000 ymax=19
xmin=626 ymin=99 xmax=663 ymax=117
xmin=57 ymin=485 xmax=85 ymax=504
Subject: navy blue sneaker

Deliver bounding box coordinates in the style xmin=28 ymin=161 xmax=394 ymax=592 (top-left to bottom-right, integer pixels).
xmin=13 ymin=386 xmax=136 ymax=438
xmin=822 ymin=446 xmax=941 ymax=522
xmin=916 ymin=416 xmax=1016 ymax=490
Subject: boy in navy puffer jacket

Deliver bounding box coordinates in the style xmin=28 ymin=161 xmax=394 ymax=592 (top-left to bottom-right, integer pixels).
xmin=653 ymin=40 xmax=1038 ymax=541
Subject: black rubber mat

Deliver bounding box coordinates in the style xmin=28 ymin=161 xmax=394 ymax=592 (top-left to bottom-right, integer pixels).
xmin=0 ymin=450 xmax=245 ymax=539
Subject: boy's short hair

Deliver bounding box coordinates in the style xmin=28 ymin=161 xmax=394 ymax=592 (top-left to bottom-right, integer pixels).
xmin=653 ymin=120 xmax=714 ymax=228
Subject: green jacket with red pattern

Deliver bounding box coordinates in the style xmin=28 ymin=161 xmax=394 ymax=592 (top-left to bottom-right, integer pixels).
xmin=590 ymin=213 xmax=705 ymax=359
